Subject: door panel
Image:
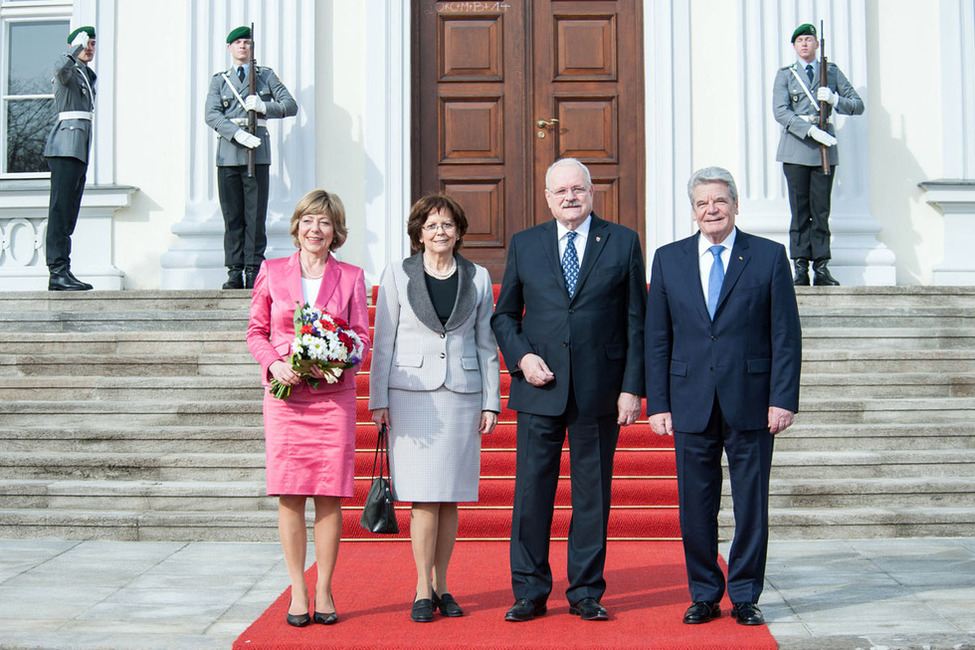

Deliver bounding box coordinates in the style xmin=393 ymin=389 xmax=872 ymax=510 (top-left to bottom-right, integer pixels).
xmin=414 ymin=0 xmax=643 ymax=281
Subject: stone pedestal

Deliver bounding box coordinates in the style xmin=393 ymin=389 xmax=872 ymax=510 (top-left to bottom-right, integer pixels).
xmin=921 ymin=180 xmax=975 ymax=286
xmin=0 ymin=182 xmax=137 ymax=291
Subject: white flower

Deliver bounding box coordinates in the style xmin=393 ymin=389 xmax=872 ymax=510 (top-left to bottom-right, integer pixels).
xmin=308 ymin=340 xmax=326 ymax=361
xmin=291 ymin=337 xmax=303 ymax=355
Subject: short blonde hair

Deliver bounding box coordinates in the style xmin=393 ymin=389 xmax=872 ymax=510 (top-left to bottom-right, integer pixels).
xmin=289 ymin=190 xmax=347 ymax=250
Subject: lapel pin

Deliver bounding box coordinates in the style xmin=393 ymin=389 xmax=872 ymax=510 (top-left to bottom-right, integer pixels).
xmin=596 ymin=236 xmax=601 ymax=242
xmin=738 ymin=256 xmax=743 ymax=260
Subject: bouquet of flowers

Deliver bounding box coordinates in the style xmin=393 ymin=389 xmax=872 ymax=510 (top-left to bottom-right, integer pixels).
xmin=269 ymin=302 xmax=366 ymax=400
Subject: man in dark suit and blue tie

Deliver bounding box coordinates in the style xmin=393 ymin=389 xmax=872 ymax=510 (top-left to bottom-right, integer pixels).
xmin=492 ymin=158 xmax=647 ymax=622
xmin=645 ymin=167 xmax=801 ymax=626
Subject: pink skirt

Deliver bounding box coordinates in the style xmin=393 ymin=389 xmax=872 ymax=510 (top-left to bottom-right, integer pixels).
xmin=262 ymin=386 xmax=356 ymax=497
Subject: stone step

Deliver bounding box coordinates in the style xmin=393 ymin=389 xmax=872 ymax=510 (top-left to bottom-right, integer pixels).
xmin=770 ymin=449 xmax=975 ymax=478
xmin=800 ymin=328 xmax=975 ymax=351
xmin=0 ymin=311 xmax=249 ymax=333
xmin=800 ymin=349 xmax=975 ymax=373
xmin=0 ymin=331 xmax=250 ymax=355
xmin=0 ymin=397 xmax=972 ymax=427
xmin=798 ymin=307 xmax=975 ymax=329
xmin=0 ymin=353 xmax=257 ymax=377
xmin=774 ymin=422 xmax=975 ymax=451
xmin=723 ymin=506 xmax=975 ymax=539
xmin=0 ymin=290 xmax=251 ymax=313
xmin=3 ymin=371 xmax=969 ymax=402
xmin=721 ymin=477 xmax=975 ymax=509
xmin=793 ymin=286 xmax=975 ymax=308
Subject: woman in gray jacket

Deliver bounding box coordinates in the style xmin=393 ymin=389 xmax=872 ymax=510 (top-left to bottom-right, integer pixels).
xmin=369 ymin=194 xmax=500 ymax=623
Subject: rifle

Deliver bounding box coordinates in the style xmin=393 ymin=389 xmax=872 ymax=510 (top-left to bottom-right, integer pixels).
xmin=818 ymin=20 xmax=831 ymax=175
xmin=247 ymin=21 xmax=257 ymax=178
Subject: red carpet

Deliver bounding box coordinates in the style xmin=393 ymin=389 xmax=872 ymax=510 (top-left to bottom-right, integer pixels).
xmin=233 ymin=541 xmax=776 ymax=649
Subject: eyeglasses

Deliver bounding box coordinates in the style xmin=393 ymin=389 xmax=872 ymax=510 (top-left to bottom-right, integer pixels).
xmin=422 ymin=222 xmax=457 ymax=233
xmin=547 ymin=186 xmax=590 ymax=198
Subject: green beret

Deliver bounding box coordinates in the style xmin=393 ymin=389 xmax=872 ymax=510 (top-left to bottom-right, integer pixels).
xmin=226 ymin=26 xmax=251 ymax=44
xmin=67 ymin=26 xmax=95 ymax=44
xmin=791 ymin=23 xmax=816 ymax=43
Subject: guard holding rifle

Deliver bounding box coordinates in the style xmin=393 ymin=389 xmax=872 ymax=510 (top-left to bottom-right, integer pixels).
xmin=205 ymin=25 xmax=297 ymax=290
xmin=773 ymin=22 xmax=863 ymax=286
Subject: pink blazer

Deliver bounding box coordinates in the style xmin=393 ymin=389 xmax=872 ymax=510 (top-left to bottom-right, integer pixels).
xmin=246 ymin=251 xmax=371 ymax=394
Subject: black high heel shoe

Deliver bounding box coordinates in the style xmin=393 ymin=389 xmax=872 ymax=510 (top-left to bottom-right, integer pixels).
xmin=314 ymin=610 xmax=338 ymax=625
xmin=314 ymin=596 xmax=338 ymax=625
xmin=286 ymin=599 xmax=311 ymax=628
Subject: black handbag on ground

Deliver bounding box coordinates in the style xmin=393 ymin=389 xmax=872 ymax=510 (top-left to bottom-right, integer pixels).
xmin=359 ymin=423 xmax=399 ymax=534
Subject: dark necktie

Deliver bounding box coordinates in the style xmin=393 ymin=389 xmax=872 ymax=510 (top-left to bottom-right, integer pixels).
xmin=562 ymin=231 xmax=580 ymax=299
xmin=707 ymin=245 xmax=725 ymax=320
xmin=238 ymin=66 xmax=245 ymax=82
xmin=805 ymin=64 xmax=814 ymax=84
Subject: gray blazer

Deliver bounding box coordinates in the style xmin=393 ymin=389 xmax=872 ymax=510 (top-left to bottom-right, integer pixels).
xmin=204 ymin=65 xmax=297 ymax=166
xmin=43 ymin=43 xmax=96 ymax=163
xmin=369 ymin=253 xmax=501 ymax=413
xmin=773 ymin=61 xmax=863 ymax=166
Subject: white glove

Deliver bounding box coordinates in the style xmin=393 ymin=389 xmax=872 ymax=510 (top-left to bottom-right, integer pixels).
xmin=244 ymin=94 xmax=267 ymax=114
xmin=71 ymin=30 xmax=90 ymax=49
xmin=816 ymin=87 xmax=839 ymax=107
xmin=233 ymin=129 xmax=261 ymax=149
xmin=807 ymin=125 xmax=837 ymax=147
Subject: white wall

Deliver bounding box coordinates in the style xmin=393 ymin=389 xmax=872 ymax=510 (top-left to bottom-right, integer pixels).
xmin=867 ymin=0 xmax=945 ymax=285
xmin=112 ymin=2 xmax=187 ymax=289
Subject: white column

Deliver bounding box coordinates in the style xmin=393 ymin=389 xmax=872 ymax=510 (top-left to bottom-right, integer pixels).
xmin=738 ymin=0 xmax=895 ymax=285
xmin=361 ymin=0 xmax=411 ymax=286
xmin=644 ymin=0 xmax=694 ymax=259
xmin=160 ymin=0 xmax=315 ymax=289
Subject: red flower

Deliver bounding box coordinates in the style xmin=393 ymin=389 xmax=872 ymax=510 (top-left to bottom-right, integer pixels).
xmin=320 ymin=319 xmax=337 ymax=332
xmin=300 ymin=324 xmax=313 ymax=334
xmin=338 ymin=331 xmax=354 ymax=350
xmin=333 ymin=316 xmax=349 ymax=329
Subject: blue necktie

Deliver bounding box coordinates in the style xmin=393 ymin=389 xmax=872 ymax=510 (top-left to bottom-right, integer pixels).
xmin=238 ymin=66 xmax=245 ymax=82
xmin=562 ymin=231 xmax=580 ymax=299
xmin=707 ymin=245 xmax=724 ymax=320
xmin=805 ymin=64 xmax=814 ymax=84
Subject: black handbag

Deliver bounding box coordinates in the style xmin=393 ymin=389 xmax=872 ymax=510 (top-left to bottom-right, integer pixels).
xmin=359 ymin=423 xmax=399 ymax=534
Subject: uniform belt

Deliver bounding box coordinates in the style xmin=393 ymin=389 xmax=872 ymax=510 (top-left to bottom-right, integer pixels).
xmin=232 ymin=118 xmax=268 ymax=127
xmin=58 ymin=111 xmax=93 ymax=121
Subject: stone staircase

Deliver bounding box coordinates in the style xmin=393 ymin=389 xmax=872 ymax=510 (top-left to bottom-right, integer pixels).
xmin=0 ymin=287 xmax=973 ymax=541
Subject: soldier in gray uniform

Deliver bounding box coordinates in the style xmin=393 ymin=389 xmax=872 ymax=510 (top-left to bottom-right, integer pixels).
xmin=44 ymin=26 xmax=98 ymax=291
xmin=205 ymin=26 xmax=297 ymax=289
xmin=773 ymin=23 xmax=863 ymax=286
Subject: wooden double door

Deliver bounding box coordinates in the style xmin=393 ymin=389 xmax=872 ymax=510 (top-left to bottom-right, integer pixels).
xmin=414 ymin=0 xmax=645 ymax=280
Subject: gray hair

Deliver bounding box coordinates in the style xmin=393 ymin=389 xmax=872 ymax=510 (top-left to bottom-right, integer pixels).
xmin=687 ymin=166 xmax=738 ymax=204
xmin=545 ymin=158 xmax=592 ymax=190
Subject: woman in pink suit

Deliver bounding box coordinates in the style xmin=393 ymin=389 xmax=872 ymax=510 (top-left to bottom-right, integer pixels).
xmin=246 ymin=190 xmax=370 ymax=627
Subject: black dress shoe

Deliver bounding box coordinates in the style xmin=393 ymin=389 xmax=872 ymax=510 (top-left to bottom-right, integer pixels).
xmin=286 ymin=599 xmax=311 ymax=627
xmin=48 ymin=264 xmax=92 ymax=291
xmin=433 ymin=591 xmax=464 ymax=617
xmin=222 ymin=266 xmax=244 ymax=290
xmin=682 ymin=601 xmax=720 ymax=624
xmin=244 ymin=265 xmax=260 ymax=289
xmin=504 ymin=597 xmax=546 ymax=622
xmin=812 ymin=259 xmax=840 ymax=286
xmin=569 ymin=596 xmax=608 ymax=621
xmin=411 ymin=597 xmax=435 ymax=622
xmin=314 ymin=610 xmax=338 ymax=625
xmin=793 ymin=258 xmax=810 ymax=286
xmin=730 ymin=602 xmax=764 ymax=626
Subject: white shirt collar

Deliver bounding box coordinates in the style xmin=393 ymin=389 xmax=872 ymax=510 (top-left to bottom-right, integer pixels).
xmin=698 ymin=228 xmax=737 ymax=258
xmin=556 ymin=214 xmax=592 ymax=241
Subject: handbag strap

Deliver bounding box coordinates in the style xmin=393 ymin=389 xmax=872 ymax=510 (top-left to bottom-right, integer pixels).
xmin=371 ymin=423 xmax=390 ymax=482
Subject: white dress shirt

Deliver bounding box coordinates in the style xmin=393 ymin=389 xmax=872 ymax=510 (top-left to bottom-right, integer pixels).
xmin=698 ymin=228 xmax=737 ymax=301
xmin=556 ymin=214 xmax=591 ymax=267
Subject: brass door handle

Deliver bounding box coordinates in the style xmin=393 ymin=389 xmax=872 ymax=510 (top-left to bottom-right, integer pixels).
xmin=536 ymin=118 xmax=559 ymax=129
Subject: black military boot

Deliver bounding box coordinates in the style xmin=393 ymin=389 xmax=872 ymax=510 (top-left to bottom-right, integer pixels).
xmin=244 ymin=265 xmax=260 ymax=289
xmin=222 ymin=266 xmax=244 ymax=290
xmin=48 ymin=263 xmax=92 ymax=291
xmin=793 ymin=259 xmax=810 ymax=286
xmin=812 ymin=259 xmax=840 ymax=286
xmin=64 ymin=265 xmax=93 ymax=290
